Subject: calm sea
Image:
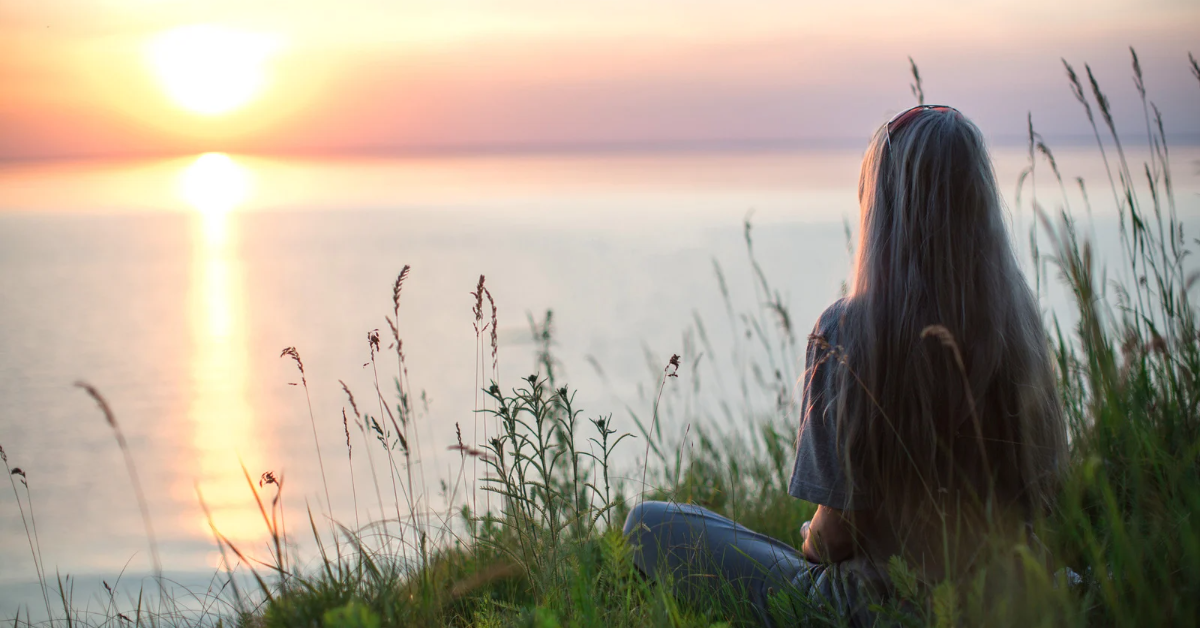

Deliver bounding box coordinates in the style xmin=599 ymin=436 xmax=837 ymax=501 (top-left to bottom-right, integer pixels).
xmin=1 ymin=146 xmax=1197 ymax=617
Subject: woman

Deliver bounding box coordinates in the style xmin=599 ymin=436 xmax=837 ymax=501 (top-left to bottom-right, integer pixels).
xmin=624 ymin=105 xmax=1067 ymax=626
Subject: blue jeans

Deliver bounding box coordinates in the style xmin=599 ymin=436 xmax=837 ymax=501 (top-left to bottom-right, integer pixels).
xmin=624 ymin=501 xmax=879 ymax=627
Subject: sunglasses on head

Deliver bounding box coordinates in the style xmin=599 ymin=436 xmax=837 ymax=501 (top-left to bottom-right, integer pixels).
xmin=885 ymin=104 xmax=961 ymax=150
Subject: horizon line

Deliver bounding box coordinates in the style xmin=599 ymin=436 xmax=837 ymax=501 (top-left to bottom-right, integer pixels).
xmin=4 ymin=132 xmax=1199 ymax=166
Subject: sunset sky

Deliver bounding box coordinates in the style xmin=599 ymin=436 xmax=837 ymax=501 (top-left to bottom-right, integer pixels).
xmin=1 ymin=0 xmax=1197 ymax=160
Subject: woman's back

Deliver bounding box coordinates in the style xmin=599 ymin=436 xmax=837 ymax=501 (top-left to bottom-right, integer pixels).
xmin=800 ymin=105 xmax=1067 ymax=580
xmin=626 ymin=106 xmax=1068 ymax=628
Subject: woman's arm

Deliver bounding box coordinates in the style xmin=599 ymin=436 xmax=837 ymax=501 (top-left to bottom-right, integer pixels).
xmin=801 ymin=505 xmax=857 ymax=563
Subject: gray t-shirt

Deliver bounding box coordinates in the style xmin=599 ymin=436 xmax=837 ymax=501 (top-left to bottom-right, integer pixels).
xmin=788 ymin=299 xmax=874 ymax=511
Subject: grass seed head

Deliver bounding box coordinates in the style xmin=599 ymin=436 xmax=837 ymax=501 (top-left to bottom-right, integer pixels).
xmin=485 ymin=286 xmax=499 ymax=371
xmin=259 ymin=471 xmax=278 ymax=487
xmin=75 ymin=381 xmax=118 ymax=429
xmin=280 ymin=347 xmax=306 ymax=385
xmin=666 ymin=354 xmax=681 ymax=377
xmin=392 ymin=265 xmax=411 ymax=317
xmin=368 ymin=329 xmax=381 ymax=356
xmin=339 ymin=380 xmax=361 ymax=418
xmin=471 ymin=275 xmax=486 ymax=332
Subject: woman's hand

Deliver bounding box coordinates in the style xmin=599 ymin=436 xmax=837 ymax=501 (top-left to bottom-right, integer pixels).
xmin=801 ymin=505 xmax=856 ymax=563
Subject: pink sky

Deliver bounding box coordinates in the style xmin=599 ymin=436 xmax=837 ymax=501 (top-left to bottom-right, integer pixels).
xmin=1 ymin=0 xmax=1197 ymax=160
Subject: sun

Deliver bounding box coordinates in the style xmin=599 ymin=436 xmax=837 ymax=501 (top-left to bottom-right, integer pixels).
xmin=148 ymin=25 xmax=279 ymax=116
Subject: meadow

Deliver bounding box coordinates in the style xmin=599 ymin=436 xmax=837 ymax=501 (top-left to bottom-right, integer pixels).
xmin=3 ymin=50 xmax=1200 ymax=627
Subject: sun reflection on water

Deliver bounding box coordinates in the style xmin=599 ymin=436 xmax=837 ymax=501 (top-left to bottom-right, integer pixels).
xmin=180 ymin=152 xmax=250 ymax=246
xmin=179 ymin=153 xmax=267 ymax=551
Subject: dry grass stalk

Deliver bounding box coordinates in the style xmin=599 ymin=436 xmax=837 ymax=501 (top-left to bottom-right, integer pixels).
xmin=365 ymin=330 xmax=407 ymax=553
xmin=444 ymin=422 xmax=471 ymax=518
xmin=470 ymin=274 xmax=488 ymax=523
xmin=279 ymin=346 xmax=340 ymax=562
xmin=74 ymin=381 xmax=164 ymax=599
xmin=2 ymin=444 xmax=53 ymax=620
xmin=245 ymin=465 xmax=288 ymax=577
xmin=484 ymin=286 xmax=499 ymax=516
xmin=639 ymin=354 xmax=681 ymax=504
xmin=342 ymin=408 xmax=361 ymax=533
xmin=196 ymin=484 xmax=276 ymax=605
xmin=343 ymin=376 xmax=389 ymax=552
xmin=382 ymin=265 xmax=431 ymax=567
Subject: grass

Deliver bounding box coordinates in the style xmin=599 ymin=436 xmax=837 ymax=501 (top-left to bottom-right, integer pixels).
xmin=3 ymin=48 xmax=1200 ymax=627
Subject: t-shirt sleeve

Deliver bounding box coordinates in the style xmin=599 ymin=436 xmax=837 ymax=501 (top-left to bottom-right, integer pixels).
xmin=787 ymin=301 xmax=874 ymax=510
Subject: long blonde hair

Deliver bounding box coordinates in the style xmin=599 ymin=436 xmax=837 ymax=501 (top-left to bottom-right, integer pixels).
xmin=834 ymin=107 xmax=1066 ymax=565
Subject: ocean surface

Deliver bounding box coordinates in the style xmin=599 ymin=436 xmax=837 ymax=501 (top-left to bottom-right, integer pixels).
xmin=1 ymin=145 xmax=1197 ymax=618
